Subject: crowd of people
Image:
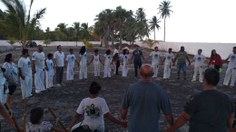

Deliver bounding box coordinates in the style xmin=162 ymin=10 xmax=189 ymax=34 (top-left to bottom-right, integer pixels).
xmin=0 ymin=44 xmax=236 ymax=131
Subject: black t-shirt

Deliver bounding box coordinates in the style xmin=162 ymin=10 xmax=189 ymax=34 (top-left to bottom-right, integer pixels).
xmin=133 ymin=50 xmax=143 ymax=63
xmin=184 ymin=90 xmax=234 ymax=132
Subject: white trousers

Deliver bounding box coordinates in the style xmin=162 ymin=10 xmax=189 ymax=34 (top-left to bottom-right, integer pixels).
xmin=20 ymin=76 xmax=32 ymax=99
xmin=0 ymin=85 xmax=7 ymax=104
xmin=122 ymin=64 xmax=129 ymax=77
xmin=104 ymin=64 xmax=111 ymax=78
xmin=192 ymin=66 xmax=204 ymax=82
xmin=163 ymin=64 xmax=171 ymax=79
xmin=152 ymin=63 xmax=159 ymax=78
xmin=79 ymin=64 xmax=87 ymax=80
xmin=34 ymin=69 xmax=45 ymax=93
xmin=223 ymin=68 xmax=236 ymax=86
xmin=46 ymin=71 xmax=54 ymax=88
xmin=94 ymin=63 xmax=100 ymax=77
xmin=67 ymin=65 xmax=74 ymax=80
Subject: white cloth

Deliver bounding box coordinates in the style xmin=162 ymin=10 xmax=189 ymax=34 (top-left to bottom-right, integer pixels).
xmin=18 ymin=57 xmax=32 ymax=77
xmin=79 ymin=53 xmax=88 ymax=80
xmin=192 ymin=54 xmax=205 ymax=82
xmin=93 ymin=55 xmax=100 ymax=77
xmin=26 ymin=121 xmax=53 ymax=132
xmin=150 ymin=51 xmax=161 ymax=78
xmin=66 ymin=54 xmax=77 ymax=80
xmin=121 ymin=54 xmax=129 ymax=77
xmin=53 ymin=51 xmax=65 ymax=67
xmin=164 ymin=53 xmax=174 ymax=65
xmin=103 ymin=54 xmax=112 ymax=78
xmin=163 ymin=64 xmax=171 ymax=79
xmin=223 ymin=53 xmax=236 ymax=86
xmin=32 ymin=51 xmax=45 ymax=69
xmin=45 ymin=59 xmax=54 ymax=88
xmin=34 ymin=69 xmax=45 ymax=93
xmin=2 ymin=62 xmax=19 ymax=86
xmin=227 ymin=53 xmax=236 ymax=69
xmin=76 ymin=97 xmax=110 ymax=132
xmin=113 ymin=49 xmax=119 ymax=56
xmin=0 ymin=69 xmax=7 ymax=103
xmin=193 ymin=54 xmax=205 ymax=67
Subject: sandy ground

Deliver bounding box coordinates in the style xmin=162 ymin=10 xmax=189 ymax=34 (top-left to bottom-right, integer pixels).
xmin=0 ymin=45 xmax=235 ymax=132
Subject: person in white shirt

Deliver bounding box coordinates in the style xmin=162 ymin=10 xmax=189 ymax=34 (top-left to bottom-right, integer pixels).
xmin=149 ymin=47 xmax=162 ymax=78
xmin=223 ymin=47 xmax=236 ymax=87
xmin=53 ymin=45 xmax=65 ymax=86
xmin=67 ymin=81 xmax=125 ymax=132
xmin=78 ymin=46 xmax=88 ymax=80
xmin=32 ymin=45 xmax=46 ymax=93
xmin=0 ymin=67 xmax=7 ymax=104
xmin=45 ymin=53 xmax=54 ymax=89
xmin=120 ymin=48 xmax=130 ymax=77
xmin=191 ymin=49 xmax=206 ymax=83
xmin=163 ymin=48 xmax=174 ymax=79
xmin=103 ymin=49 xmax=113 ymax=78
xmin=66 ymin=49 xmax=79 ymax=82
xmin=88 ymin=49 xmax=103 ymax=78
xmin=18 ymin=49 xmax=33 ymax=99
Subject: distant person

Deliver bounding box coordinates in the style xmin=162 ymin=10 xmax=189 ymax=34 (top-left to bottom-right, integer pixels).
xmin=53 ymin=45 xmax=65 ymax=87
xmin=149 ymin=46 xmax=162 ymax=78
xmin=173 ymin=46 xmax=191 ymax=80
xmin=78 ymin=46 xmax=88 ymax=80
xmin=26 ymin=107 xmax=63 ymax=132
xmin=130 ymin=46 xmax=145 ymax=77
xmin=113 ymin=46 xmax=119 ymax=56
xmin=120 ymin=48 xmax=130 ymax=77
xmin=32 ymin=45 xmax=46 ymax=93
xmin=2 ymin=53 xmax=18 ymax=108
xmin=67 ymin=81 xmax=125 ymax=132
xmin=0 ymin=67 xmax=7 ymax=104
xmin=88 ymin=49 xmax=103 ymax=78
xmin=45 ymin=53 xmax=54 ymax=89
xmin=208 ymin=49 xmax=222 ymax=72
xmin=163 ymin=48 xmax=174 ymax=79
xmin=18 ymin=49 xmax=33 ymax=99
xmin=167 ymin=68 xmax=235 ymax=132
xmin=121 ymin=64 xmax=173 ymax=132
xmin=191 ymin=49 xmax=206 ymax=83
xmin=103 ymin=49 xmax=112 ymax=78
xmin=223 ymin=47 xmax=236 ymax=88
xmin=65 ymin=48 xmax=79 ymax=82
xmin=112 ymin=53 xmax=120 ymax=76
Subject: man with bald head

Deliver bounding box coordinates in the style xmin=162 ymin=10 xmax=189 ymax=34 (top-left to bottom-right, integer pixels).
xmin=121 ymin=64 xmax=173 ymax=132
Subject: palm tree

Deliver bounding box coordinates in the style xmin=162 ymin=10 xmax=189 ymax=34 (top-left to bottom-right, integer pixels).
xmin=73 ymin=22 xmax=81 ymax=46
xmin=150 ymin=16 xmax=161 ymax=40
xmin=158 ymin=0 xmax=172 ymax=41
xmin=135 ymin=8 xmax=149 ymax=41
xmin=1 ymin=0 xmax=46 ymax=48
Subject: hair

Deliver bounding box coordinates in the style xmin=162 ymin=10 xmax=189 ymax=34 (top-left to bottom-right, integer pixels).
xmin=154 ymin=46 xmax=158 ymax=49
xmin=79 ymin=46 xmax=86 ymax=55
xmin=4 ymin=53 xmax=12 ymax=62
xmin=47 ymin=53 xmax=53 ymax=59
xmin=22 ymin=49 xmax=28 ymax=55
xmin=30 ymin=107 xmax=44 ymax=124
xmin=57 ymin=45 xmax=61 ymax=50
xmin=94 ymin=49 xmax=99 ymax=53
xmin=89 ymin=81 xmax=101 ymax=95
xmin=105 ymin=49 xmax=111 ymax=55
xmin=204 ymin=68 xmax=220 ymax=86
xmin=69 ymin=48 xmax=73 ymax=52
xmin=210 ymin=49 xmax=216 ymax=59
xmin=233 ymin=46 xmax=236 ymax=49
xmin=198 ymin=49 xmax=202 ymax=52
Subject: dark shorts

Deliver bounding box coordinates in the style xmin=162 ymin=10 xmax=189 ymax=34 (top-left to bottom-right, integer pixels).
xmin=177 ymin=63 xmax=187 ymax=72
xmin=8 ymin=85 xmax=17 ymax=95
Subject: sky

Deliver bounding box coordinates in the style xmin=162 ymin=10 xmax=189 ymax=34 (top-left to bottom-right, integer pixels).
xmin=1 ymin=0 xmax=236 ymax=43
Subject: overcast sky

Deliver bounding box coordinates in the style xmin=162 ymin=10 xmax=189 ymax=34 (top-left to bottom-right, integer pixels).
xmin=1 ymin=0 xmax=236 ymax=43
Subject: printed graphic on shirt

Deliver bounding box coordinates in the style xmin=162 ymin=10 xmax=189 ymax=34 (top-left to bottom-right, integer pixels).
xmin=154 ymin=54 xmax=158 ymax=58
xmin=197 ymin=57 xmax=202 ymax=61
xmin=85 ymin=104 xmax=100 ymax=119
xmin=28 ymin=61 xmax=31 ymax=68
xmin=231 ymin=55 xmax=235 ymax=60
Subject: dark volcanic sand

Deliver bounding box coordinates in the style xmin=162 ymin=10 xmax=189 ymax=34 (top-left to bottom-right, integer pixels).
xmin=0 ymin=46 xmax=235 ymax=132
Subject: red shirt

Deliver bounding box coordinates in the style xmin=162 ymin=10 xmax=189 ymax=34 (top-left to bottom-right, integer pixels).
xmin=209 ymin=54 xmax=222 ymax=66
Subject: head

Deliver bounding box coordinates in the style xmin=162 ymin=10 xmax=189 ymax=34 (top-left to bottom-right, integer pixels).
xmin=105 ymin=49 xmax=111 ymax=55
xmin=135 ymin=45 xmax=140 ymax=50
xmin=203 ymin=68 xmax=220 ymax=88
xmin=4 ymin=53 xmax=13 ymax=62
xmin=22 ymin=49 xmax=29 ymax=56
xmin=233 ymin=47 xmax=236 ymax=54
xmin=79 ymin=46 xmax=86 ymax=55
xmin=211 ymin=49 xmax=216 ymax=56
xmin=140 ymin=64 xmax=154 ymax=81
xmin=198 ymin=49 xmax=202 ymax=55
xmin=69 ymin=48 xmax=74 ymax=54
xmin=89 ymin=81 xmax=101 ymax=95
xmin=168 ymin=48 xmax=172 ymax=53
xmin=180 ymin=46 xmax=185 ymax=52
xmin=123 ymin=49 xmax=129 ymax=55
xmin=154 ymin=46 xmax=158 ymax=51
xmin=57 ymin=45 xmax=62 ymax=51
xmin=94 ymin=49 xmax=99 ymax=55
xmin=30 ymin=107 xmax=44 ymax=124
xmin=37 ymin=45 xmax=43 ymax=52
xmin=47 ymin=53 xmax=53 ymax=59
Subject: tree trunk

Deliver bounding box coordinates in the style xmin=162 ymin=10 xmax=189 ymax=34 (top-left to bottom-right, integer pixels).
xmin=154 ymin=28 xmax=156 ymax=41
xmin=164 ymin=18 xmax=166 ymax=42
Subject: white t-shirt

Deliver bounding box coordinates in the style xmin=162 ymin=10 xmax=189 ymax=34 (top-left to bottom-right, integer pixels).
xmin=93 ymin=54 xmax=100 ymax=65
xmin=0 ymin=68 xmax=6 ymax=85
xmin=46 ymin=59 xmax=54 ymax=76
xmin=26 ymin=121 xmax=53 ymax=132
xmin=120 ymin=54 xmax=129 ymax=65
xmin=2 ymin=62 xmax=18 ymax=85
xmin=193 ymin=54 xmax=205 ymax=67
xmin=164 ymin=52 xmax=174 ymax=65
xmin=76 ymin=97 xmax=110 ymax=131
xmin=53 ymin=51 xmax=65 ymax=67
xmin=79 ymin=52 xmax=88 ymax=65
xmin=113 ymin=49 xmax=119 ymax=55
xmin=18 ymin=57 xmax=32 ymax=77
xmin=227 ymin=53 xmax=236 ymax=69
xmin=32 ymin=51 xmax=45 ymax=69
xmin=104 ymin=54 xmax=112 ymax=66
xmin=150 ymin=51 xmax=161 ymax=64
xmin=66 ymin=54 xmax=77 ymax=67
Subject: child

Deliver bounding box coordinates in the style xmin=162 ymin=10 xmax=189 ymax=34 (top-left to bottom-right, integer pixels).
xmin=103 ymin=49 xmax=112 ymax=78
xmin=192 ymin=49 xmax=206 ymax=83
xmin=45 ymin=53 xmax=54 ymax=89
xmin=88 ymin=49 xmax=103 ymax=78
xmin=163 ymin=48 xmax=174 ymax=79
xmin=149 ymin=46 xmax=162 ymax=78
xmin=66 ymin=49 xmax=79 ymax=82
xmin=78 ymin=46 xmax=88 ymax=80
xmin=67 ymin=82 xmax=126 ymax=132
xmin=120 ymin=48 xmax=130 ymax=77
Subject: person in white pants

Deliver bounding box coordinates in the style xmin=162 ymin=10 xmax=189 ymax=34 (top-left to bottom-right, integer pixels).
xmin=45 ymin=53 xmax=54 ymax=89
xmin=32 ymin=45 xmax=46 ymax=94
xmin=163 ymin=48 xmax=174 ymax=79
xmin=88 ymin=49 xmax=103 ymax=78
xmin=149 ymin=47 xmax=161 ymax=78
xmin=191 ymin=49 xmax=206 ymax=83
xmin=223 ymin=47 xmax=236 ymax=87
xmin=120 ymin=48 xmax=130 ymax=77
xmin=0 ymin=68 xmax=7 ymax=104
xmin=78 ymin=46 xmax=88 ymax=80
xmin=66 ymin=49 xmax=79 ymax=82
xmin=103 ymin=49 xmax=112 ymax=78
xmin=18 ymin=49 xmax=33 ymax=99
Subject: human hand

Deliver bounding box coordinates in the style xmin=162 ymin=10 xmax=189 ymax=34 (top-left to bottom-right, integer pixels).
xmin=166 ymin=125 xmax=175 ymax=132
xmin=120 ymin=119 xmax=128 ymax=128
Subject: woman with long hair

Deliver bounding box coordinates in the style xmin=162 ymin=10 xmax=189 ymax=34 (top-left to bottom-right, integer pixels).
xmin=208 ymin=49 xmax=223 ymax=71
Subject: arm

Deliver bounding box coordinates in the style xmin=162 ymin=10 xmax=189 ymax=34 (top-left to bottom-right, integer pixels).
xmin=173 ymin=54 xmax=178 ymax=66
xmin=67 ymin=113 xmax=81 ymax=131
xmin=104 ymin=112 xmax=121 ymax=125
xmin=0 ymin=103 xmax=16 ymax=129
xmin=18 ymin=68 xmax=25 ymax=80
xmin=167 ymin=112 xmax=191 ymax=132
xmin=186 ymin=54 xmax=191 ymax=65
xmin=32 ymin=60 xmax=36 ymax=73
xmin=227 ymin=113 xmax=234 ymax=129
xmin=165 ymin=114 xmax=174 ymax=126
xmin=88 ymin=56 xmax=94 ymax=65
xmin=121 ymin=109 xmax=128 ymax=120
